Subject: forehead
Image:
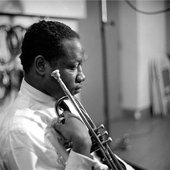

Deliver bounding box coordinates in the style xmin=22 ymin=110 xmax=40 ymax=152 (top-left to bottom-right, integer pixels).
xmin=62 ymin=38 xmax=85 ymax=61
xmin=63 ymin=38 xmax=82 ymax=50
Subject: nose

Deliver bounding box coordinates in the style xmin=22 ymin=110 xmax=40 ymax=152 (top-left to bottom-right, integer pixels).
xmin=76 ymin=67 xmax=85 ymax=83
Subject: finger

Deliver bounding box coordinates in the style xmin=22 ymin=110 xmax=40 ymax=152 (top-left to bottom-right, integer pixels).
xmin=52 ymin=118 xmax=64 ymax=131
xmin=54 ymin=111 xmax=75 ymax=125
xmin=51 ymin=118 xmax=62 ymax=127
xmin=51 ymin=120 xmax=71 ymax=145
xmin=62 ymin=111 xmax=84 ymax=124
xmin=51 ymin=111 xmax=88 ymax=143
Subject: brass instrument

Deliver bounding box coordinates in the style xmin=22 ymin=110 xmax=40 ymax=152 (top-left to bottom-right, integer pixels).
xmin=51 ymin=70 xmax=124 ymax=170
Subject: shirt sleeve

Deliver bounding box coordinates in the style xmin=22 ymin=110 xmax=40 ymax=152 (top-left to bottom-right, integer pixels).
xmin=9 ymin=127 xmax=133 ymax=170
xmin=66 ymin=150 xmax=94 ymax=170
xmin=9 ymin=128 xmax=61 ymax=170
xmin=9 ymin=129 xmax=41 ymax=170
xmin=47 ymin=125 xmax=108 ymax=170
xmin=115 ymin=154 xmax=135 ymax=170
xmin=66 ymin=150 xmax=108 ymax=170
xmin=66 ymin=151 xmax=135 ymax=170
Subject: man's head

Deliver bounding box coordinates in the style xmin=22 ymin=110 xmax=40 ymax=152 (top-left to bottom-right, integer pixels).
xmin=20 ymin=20 xmax=79 ymax=74
xmin=20 ymin=20 xmax=86 ymax=99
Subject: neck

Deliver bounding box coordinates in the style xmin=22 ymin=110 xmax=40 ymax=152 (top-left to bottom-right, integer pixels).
xmin=24 ymin=73 xmax=44 ymax=93
xmin=25 ymin=74 xmax=66 ymax=101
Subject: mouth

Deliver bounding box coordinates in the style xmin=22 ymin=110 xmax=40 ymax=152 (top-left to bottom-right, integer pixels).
xmin=74 ymin=86 xmax=82 ymax=93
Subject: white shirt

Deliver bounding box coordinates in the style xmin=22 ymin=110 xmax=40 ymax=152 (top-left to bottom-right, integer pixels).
xmin=0 ymin=80 xmax=134 ymax=170
xmin=0 ymin=80 xmax=108 ymax=170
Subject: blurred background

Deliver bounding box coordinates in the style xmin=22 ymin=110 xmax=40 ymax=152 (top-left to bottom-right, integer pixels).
xmin=0 ymin=0 xmax=170 ymax=169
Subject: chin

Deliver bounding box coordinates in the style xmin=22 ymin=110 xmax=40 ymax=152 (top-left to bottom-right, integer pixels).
xmin=68 ymin=87 xmax=81 ymax=96
xmin=75 ymin=90 xmax=81 ymax=96
xmin=72 ymin=90 xmax=79 ymax=96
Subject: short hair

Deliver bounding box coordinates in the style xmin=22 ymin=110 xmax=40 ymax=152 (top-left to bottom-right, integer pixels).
xmin=20 ymin=20 xmax=80 ymax=73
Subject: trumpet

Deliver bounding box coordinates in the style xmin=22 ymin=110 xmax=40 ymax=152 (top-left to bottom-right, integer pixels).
xmin=51 ymin=70 xmax=124 ymax=170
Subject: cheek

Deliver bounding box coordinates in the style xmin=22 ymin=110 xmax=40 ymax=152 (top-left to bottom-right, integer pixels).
xmin=61 ymin=73 xmax=76 ymax=88
xmin=45 ymin=77 xmax=58 ymax=91
xmin=63 ymin=76 xmax=74 ymax=86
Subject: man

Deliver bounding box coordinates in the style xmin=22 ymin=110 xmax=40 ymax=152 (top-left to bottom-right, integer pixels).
xmin=0 ymin=20 xmax=134 ymax=170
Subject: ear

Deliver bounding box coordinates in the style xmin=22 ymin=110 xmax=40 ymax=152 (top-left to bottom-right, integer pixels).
xmin=34 ymin=55 xmax=47 ymax=75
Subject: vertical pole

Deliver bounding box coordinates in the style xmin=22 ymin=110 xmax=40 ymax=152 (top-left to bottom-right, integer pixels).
xmin=99 ymin=0 xmax=110 ymax=133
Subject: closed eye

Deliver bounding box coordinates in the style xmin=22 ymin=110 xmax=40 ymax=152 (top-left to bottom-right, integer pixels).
xmin=68 ymin=64 xmax=78 ymax=70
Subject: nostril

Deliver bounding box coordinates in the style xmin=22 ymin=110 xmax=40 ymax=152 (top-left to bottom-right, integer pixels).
xmin=76 ymin=74 xmax=85 ymax=83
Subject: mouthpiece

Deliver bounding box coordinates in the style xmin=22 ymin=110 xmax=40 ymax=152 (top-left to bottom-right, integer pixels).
xmin=51 ymin=69 xmax=60 ymax=79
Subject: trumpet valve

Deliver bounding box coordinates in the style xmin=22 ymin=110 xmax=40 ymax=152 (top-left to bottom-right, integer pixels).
xmin=102 ymin=137 xmax=112 ymax=145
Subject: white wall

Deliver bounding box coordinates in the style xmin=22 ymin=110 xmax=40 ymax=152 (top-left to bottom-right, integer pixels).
xmin=119 ymin=0 xmax=166 ymax=114
xmin=137 ymin=0 xmax=166 ymax=109
xmin=118 ymin=1 xmax=138 ymax=109
xmin=0 ymin=0 xmax=86 ymax=31
xmin=79 ymin=0 xmax=122 ymax=128
xmin=0 ymin=0 xmax=86 ymax=19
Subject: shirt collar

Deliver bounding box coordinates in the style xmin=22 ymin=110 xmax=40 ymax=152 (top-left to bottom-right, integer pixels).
xmin=20 ymin=79 xmax=56 ymax=106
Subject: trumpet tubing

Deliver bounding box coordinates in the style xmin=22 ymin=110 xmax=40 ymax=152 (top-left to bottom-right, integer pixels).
xmin=51 ymin=69 xmax=124 ymax=170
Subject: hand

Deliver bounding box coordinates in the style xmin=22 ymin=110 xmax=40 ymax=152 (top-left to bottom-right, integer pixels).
xmin=52 ymin=111 xmax=92 ymax=158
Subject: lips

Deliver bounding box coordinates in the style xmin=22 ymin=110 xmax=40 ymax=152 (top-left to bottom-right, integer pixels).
xmin=75 ymin=86 xmax=82 ymax=91
xmin=74 ymin=86 xmax=82 ymax=93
